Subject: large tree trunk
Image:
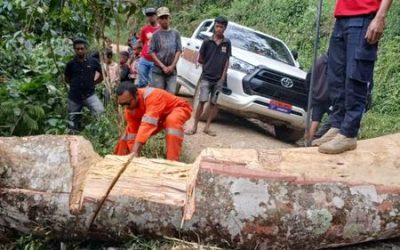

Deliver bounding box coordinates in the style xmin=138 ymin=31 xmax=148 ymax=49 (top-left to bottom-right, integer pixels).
xmin=1 ymin=134 xmax=400 ymax=249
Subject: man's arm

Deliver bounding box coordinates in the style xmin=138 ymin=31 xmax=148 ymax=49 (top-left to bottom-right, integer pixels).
xmin=218 ymin=42 xmax=232 ymax=84
xmin=218 ymin=59 xmax=230 ymax=84
xmin=167 ymin=32 xmax=183 ymax=73
xmin=64 ymin=62 xmax=71 ymax=84
xmin=94 ymin=60 xmax=103 ymax=84
xmin=197 ymin=41 xmax=206 ymax=64
xmin=149 ymin=33 xmax=169 ymax=73
xmin=365 ymin=0 xmax=393 ymax=44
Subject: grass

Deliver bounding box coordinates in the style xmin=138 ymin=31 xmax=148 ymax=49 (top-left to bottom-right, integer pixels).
xmin=359 ymin=111 xmax=400 ymax=139
xmin=0 ymin=235 xmax=222 ymax=250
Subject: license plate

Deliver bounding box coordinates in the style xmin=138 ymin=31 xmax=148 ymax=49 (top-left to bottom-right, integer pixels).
xmin=269 ymin=100 xmax=292 ymax=114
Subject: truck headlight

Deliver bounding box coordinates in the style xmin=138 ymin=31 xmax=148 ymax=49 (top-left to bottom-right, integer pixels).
xmin=229 ymin=56 xmax=256 ymax=74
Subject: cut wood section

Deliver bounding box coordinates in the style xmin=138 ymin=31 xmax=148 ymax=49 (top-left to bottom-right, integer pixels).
xmin=199 ymin=132 xmax=400 ymax=190
xmin=1 ymin=134 xmax=400 ymax=249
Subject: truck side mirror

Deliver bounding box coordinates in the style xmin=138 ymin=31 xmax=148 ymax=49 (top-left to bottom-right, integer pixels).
xmin=199 ymin=31 xmax=212 ymax=40
xmin=291 ymin=49 xmax=299 ymax=60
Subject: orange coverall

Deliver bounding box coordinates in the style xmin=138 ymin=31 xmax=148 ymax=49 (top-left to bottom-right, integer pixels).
xmin=114 ymin=87 xmax=192 ymax=161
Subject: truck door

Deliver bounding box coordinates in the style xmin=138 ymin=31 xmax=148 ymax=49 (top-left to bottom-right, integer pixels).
xmin=179 ymin=20 xmax=213 ymax=88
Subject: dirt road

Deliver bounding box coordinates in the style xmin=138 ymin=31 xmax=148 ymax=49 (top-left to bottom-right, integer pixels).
xmin=178 ymin=87 xmax=294 ymax=162
xmin=183 ymin=111 xmax=293 ymax=162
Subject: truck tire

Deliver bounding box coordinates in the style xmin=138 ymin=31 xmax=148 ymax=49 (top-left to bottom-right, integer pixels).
xmin=274 ymin=125 xmax=304 ymax=142
xmin=193 ymin=84 xmax=211 ymax=122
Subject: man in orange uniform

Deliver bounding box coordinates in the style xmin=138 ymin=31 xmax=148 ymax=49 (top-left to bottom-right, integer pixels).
xmin=114 ymin=81 xmax=192 ymax=161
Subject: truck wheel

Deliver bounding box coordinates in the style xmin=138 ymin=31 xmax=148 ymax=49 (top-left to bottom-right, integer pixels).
xmin=193 ymin=84 xmax=210 ymax=122
xmin=274 ymin=125 xmax=304 ymax=142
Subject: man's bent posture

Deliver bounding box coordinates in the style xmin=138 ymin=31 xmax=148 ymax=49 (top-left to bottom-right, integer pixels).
xmin=114 ymin=82 xmax=192 ymax=161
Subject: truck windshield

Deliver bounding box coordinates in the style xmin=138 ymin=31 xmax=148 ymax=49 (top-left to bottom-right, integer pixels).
xmin=224 ymin=25 xmax=294 ymax=66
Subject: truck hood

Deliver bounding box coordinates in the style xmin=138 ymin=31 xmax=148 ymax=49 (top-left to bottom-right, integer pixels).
xmin=232 ymin=47 xmax=307 ymax=79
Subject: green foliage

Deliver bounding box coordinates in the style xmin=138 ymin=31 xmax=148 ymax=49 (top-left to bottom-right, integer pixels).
xmin=171 ymin=0 xmax=400 ymax=137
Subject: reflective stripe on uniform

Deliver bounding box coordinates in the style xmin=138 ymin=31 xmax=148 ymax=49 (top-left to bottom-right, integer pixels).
xmin=120 ymin=133 xmax=137 ymax=141
xmin=142 ymin=115 xmax=159 ymax=125
xmin=165 ymin=128 xmax=184 ymax=138
xmin=144 ymin=87 xmax=154 ymax=100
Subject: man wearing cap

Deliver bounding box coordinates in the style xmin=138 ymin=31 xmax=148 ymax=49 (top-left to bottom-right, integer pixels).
xmin=64 ymin=38 xmax=105 ymax=134
xmin=149 ymin=7 xmax=182 ymax=93
xmin=316 ymin=0 xmax=393 ymax=154
xmin=137 ymin=7 xmax=160 ymax=88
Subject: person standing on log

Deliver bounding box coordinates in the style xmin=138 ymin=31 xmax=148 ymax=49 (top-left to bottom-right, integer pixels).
xmin=316 ymin=0 xmax=393 ymax=154
xmin=64 ymin=38 xmax=105 ymax=134
xmin=114 ymin=82 xmax=192 ymax=161
xmin=149 ymin=7 xmax=182 ymax=93
xmin=185 ymin=16 xmax=231 ymax=137
xmin=137 ymin=7 xmax=160 ymax=88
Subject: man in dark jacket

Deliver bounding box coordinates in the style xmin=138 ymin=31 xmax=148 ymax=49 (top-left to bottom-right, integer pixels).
xmin=64 ymin=38 xmax=105 ymax=133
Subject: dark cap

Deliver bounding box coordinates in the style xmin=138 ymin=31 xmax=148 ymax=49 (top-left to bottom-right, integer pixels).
xmin=144 ymin=7 xmax=157 ymax=15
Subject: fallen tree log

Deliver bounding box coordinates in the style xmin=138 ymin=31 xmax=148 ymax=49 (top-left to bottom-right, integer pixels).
xmin=1 ymin=134 xmax=400 ymax=249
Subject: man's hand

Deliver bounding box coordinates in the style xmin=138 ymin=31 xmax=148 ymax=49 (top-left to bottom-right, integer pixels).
xmin=131 ymin=142 xmax=143 ymax=157
xmin=365 ymin=16 xmax=385 ymax=45
xmin=166 ymin=65 xmax=175 ymax=74
xmin=161 ymin=65 xmax=170 ymax=74
xmin=162 ymin=65 xmax=174 ymax=75
xmin=216 ymin=78 xmax=225 ymax=86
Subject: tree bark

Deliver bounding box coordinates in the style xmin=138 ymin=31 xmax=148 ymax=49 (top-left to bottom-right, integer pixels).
xmin=1 ymin=134 xmax=400 ymax=249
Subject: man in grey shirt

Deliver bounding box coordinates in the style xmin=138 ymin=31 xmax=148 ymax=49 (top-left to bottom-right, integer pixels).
xmin=149 ymin=7 xmax=182 ymax=93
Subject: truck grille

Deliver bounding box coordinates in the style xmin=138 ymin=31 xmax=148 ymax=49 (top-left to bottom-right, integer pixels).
xmin=243 ymin=67 xmax=308 ymax=109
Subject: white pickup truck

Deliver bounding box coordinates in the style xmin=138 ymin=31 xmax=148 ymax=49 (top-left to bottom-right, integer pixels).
xmin=176 ymin=19 xmax=308 ymax=142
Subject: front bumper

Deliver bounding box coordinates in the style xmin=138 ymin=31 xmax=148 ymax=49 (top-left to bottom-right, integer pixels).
xmin=217 ymin=88 xmax=306 ymax=129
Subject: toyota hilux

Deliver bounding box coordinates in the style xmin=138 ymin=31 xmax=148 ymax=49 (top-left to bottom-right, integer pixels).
xmin=176 ymin=19 xmax=308 ymax=142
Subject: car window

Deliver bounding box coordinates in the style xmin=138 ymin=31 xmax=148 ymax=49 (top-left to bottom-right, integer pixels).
xmin=195 ymin=21 xmax=213 ymax=40
xmin=222 ymin=24 xmax=294 ymax=66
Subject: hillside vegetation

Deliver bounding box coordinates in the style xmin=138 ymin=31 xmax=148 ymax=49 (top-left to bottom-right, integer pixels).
xmin=168 ymin=0 xmax=400 ymax=138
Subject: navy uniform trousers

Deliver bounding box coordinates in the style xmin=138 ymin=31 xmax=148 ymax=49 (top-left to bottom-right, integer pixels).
xmin=328 ymin=15 xmax=378 ymax=138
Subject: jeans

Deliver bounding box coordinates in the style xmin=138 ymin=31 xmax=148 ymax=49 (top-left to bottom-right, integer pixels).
xmin=151 ymin=70 xmax=177 ymax=94
xmin=327 ymin=15 xmax=378 ymax=138
xmin=68 ymin=94 xmax=105 ymax=131
xmin=137 ymin=57 xmax=154 ymax=87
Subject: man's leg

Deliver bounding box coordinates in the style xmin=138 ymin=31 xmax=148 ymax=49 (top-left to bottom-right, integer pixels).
xmin=327 ymin=19 xmax=347 ymax=131
xmin=151 ymin=71 xmax=166 ymax=90
xmin=185 ymin=80 xmax=211 ymax=135
xmin=341 ymin=16 xmax=376 ymax=138
xmin=165 ymin=73 xmax=177 ymax=94
xmin=84 ymin=94 xmax=105 ymax=117
xmin=164 ymin=105 xmax=192 ymax=161
xmin=312 ymin=20 xmax=346 ymax=146
xmin=203 ymin=103 xmax=218 ymax=136
xmin=320 ymin=16 xmax=377 ymax=154
xmin=67 ymin=99 xmax=83 ymax=133
xmin=314 ymin=119 xmax=332 ymax=139
xmin=137 ymin=58 xmax=153 ymax=87
xmin=203 ymin=83 xmax=219 ymax=136
xmin=308 ymin=105 xmax=324 ymax=141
